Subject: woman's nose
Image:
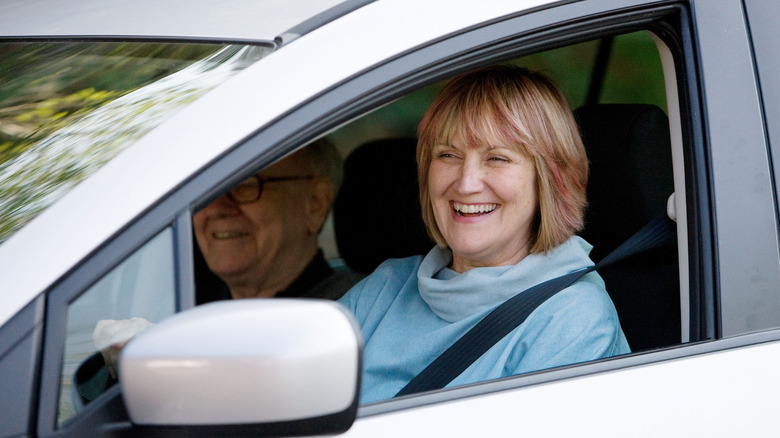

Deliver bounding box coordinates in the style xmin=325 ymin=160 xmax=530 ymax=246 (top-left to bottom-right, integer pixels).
xmin=454 ymin=159 xmax=484 ymax=193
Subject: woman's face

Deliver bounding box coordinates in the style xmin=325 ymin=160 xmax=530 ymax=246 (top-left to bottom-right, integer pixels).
xmin=428 ymin=135 xmax=538 ymax=273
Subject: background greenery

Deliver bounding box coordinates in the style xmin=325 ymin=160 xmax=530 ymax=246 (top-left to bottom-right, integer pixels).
xmin=0 ymin=42 xmax=268 ymax=243
xmin=0 ymin=43 xmax=221 ymax=165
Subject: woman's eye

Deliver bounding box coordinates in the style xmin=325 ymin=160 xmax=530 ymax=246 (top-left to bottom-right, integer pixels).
xmin=489 ymin=156 xmax=510 ymax=162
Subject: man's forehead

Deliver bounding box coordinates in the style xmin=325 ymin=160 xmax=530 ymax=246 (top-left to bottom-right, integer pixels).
xmin=259 ymin=151 xmax=306 ymax=176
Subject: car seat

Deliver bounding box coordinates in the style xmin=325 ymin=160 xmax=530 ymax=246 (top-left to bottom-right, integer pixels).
xmin=194 ymin=237 xmax=231 ymax=304
xmin=333 ymin=137 xmax=433 ymax=274
xmin=574 ymin=103 xmax=681 ymax=351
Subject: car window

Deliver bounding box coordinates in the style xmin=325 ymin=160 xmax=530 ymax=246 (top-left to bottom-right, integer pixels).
xmin=0 ymin=41 xmax=270 ymax=245
xmin=57 ymin=228 xmax=175 ymax=426
xmin=328 ymin=29 xmax=681 ymax=404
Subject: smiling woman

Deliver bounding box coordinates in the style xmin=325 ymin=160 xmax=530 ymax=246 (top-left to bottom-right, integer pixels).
xmin=338 ymin=65 xmax=629 ymax=403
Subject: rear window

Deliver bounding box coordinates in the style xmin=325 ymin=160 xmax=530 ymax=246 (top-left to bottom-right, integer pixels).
xmin=0 ymin=41 xmax=271 ymax=243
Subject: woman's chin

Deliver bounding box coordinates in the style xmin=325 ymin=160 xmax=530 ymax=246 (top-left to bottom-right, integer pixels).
xmin=450 ymin=241 xmax=530 ymax=271
xmin=450 ymin=248 xmax=497 ymax=271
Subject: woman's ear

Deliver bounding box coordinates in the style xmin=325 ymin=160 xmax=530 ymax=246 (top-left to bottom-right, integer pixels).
xmin=305 ymin=177 xmax=335 ymax=235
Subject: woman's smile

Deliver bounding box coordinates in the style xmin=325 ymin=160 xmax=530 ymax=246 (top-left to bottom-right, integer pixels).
xmin=451 ymin=201 xmax=499 ymax=220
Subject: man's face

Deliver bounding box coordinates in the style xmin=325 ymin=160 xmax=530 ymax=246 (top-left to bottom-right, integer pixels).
xmin=192 ymin=154 xmax=322 ymax=296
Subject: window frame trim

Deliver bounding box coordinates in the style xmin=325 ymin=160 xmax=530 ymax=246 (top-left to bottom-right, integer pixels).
xmin=37 ymin=205 xmax=194 ymax=435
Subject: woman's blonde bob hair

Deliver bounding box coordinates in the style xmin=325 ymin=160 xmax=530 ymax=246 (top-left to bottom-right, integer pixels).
xmin=417 ymin=65 xmax=588 ymax=254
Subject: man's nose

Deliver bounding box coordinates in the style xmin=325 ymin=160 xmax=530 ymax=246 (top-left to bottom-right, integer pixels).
xmin=205 ymin=193 xmax=242 ymax=217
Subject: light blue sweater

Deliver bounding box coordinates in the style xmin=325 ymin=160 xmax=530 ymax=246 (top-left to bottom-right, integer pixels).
xmin=338 ymin=236 xmax=630 ymax=404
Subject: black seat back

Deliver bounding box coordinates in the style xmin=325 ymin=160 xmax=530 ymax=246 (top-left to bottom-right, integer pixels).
xmin=575 ymin=104 xmax=680 ymax=351
xmin=334 ymin=138 xmax=433 ymax=274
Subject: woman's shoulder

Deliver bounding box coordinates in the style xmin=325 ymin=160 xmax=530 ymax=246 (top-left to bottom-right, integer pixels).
xmin=517 ymin=274 xmax=627 ymax=357
xmin=338 ymin=255 xmax=425 ymax=308
xmin=375 ymin=254 xmax=426 ymax=271
xmin=540 ymin=272 xmax=619 ymax=324
xmin=366 ymin=254 xmax=426 ymax=284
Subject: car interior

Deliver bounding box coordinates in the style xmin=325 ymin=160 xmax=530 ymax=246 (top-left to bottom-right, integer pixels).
xmin=192 ymin=29 xmax=683 ymax=353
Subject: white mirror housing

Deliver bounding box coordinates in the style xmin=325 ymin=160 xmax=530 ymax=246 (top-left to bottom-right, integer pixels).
xmin=120 ymin=299 xmax=362 ymax=435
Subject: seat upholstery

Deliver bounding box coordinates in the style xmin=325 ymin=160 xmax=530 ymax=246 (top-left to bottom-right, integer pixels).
xmin=194 ymin=235 xmax=230 ymax=304
xmin=575 ymin=103 xmax=680 ymax=351
xmin=333 ymin=138 xmax=433 ymax=274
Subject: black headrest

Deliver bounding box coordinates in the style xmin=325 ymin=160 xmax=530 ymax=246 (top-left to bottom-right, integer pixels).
xmin=575 ymin=104 xmax=674 ymax=261
xmin=334 ymin=138 xmax=433 ymax=274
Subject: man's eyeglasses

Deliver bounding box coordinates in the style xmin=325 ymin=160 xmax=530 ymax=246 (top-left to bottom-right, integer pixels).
xmin=226 ymin=175 xmax=316 ymax=204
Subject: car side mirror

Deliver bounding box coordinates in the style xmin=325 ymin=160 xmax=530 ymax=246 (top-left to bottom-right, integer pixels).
xmin=119 ymin=299 xmax=362 ymax=436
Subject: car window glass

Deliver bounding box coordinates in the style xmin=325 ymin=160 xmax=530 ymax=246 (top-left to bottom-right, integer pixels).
xmin=57 ymin=228 xmax=175 ymax=426
xmin=0 ymin=41 xmax=270 ymax=245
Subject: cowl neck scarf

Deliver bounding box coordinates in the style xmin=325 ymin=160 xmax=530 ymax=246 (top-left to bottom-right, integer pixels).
xmin=417 ymin=236 xmax=595 ymax=323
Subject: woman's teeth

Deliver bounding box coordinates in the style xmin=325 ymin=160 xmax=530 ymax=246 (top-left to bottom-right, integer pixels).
xmin=452 ymin=202 xmax=498 ymax=215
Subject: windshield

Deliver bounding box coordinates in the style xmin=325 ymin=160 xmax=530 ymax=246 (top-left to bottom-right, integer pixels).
xmin=0 ymin=41 xmax=272 ymax=244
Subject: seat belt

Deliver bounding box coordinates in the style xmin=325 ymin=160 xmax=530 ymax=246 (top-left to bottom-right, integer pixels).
xmin=395 ymin=215 xmax=677 ymax=398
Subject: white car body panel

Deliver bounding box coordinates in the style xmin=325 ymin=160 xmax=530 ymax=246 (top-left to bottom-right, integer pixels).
xmin=0 ymin=0 xmax=343 ymax=41
xmin=0 ymin=0 xmax=556 ymax=326
xmin=342 ymin=338 xmax=780 ymax=437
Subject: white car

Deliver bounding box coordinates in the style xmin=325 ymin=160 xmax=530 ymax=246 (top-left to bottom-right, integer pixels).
xmin=1 ymin=0 xmax=779 ymax=436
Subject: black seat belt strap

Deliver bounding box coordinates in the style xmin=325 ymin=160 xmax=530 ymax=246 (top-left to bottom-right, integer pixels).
xmin=395 ymin=215 xmax=676 ymax=397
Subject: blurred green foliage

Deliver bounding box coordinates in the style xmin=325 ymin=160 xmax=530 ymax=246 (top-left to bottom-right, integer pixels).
xmin=0 ymin=42 xmax=240 ymax=243
xmin=0 ymin=42 xmax=222 ymax=166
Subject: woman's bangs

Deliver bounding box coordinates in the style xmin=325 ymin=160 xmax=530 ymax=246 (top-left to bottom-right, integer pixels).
xmin=469 ymin=110 xmax=532 ymax=156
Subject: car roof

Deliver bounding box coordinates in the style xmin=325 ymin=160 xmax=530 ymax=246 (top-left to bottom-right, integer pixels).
xmin=0 ymin=0 xmax=558 ymax=326
xmin=0 ymin=0 xmax=355 ymax=42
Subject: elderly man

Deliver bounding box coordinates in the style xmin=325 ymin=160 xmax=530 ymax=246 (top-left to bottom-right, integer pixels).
xmin=193 ymin=138 xmax=361 ymax=301
xmin=87 ymin=139 xmax=359 ymax=388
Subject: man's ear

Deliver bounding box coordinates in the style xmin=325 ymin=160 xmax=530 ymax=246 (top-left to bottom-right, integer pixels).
xmin=305 ymin=177 xmax=335 ymax=235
